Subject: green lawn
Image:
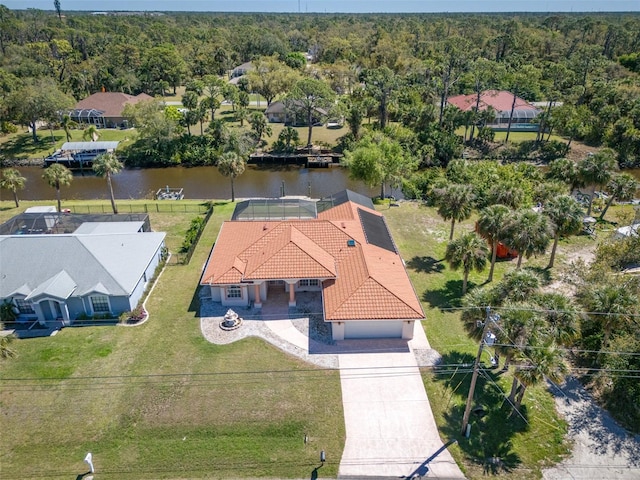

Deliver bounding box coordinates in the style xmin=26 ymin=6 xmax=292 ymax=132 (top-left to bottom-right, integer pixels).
xmin=0 ymin=200 xmax=344 ymax=479
xmin=380 ymin=202 xmax=582 ymax=480
xmin=1 ymin=197 xmax=604 ymax=479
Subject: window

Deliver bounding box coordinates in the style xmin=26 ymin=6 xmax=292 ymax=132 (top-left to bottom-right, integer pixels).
xmin=91 ymin=296 xmax=110 ymax=313
xmin=299 ymin=279 xmax=319 ymax=287
xmin=14 ymin=298 xmax=35 ymax=314
xmin=226 ymin=286 xmax=242 ymax=299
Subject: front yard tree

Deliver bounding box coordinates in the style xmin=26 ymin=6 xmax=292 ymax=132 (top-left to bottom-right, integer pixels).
xmin=93 ymin=152 xmax=124 ymax=214
xmin=578 ymin=148 xmax=618 ymax=216
xmin=202 ymin=75 xmax=225 ymax=121
xmin=286 ymin=78 xmax=335 ymax=146
xmin=5 ymin=78 xmax=74 ymax=143
xmin=434 ymin=183 xmax=475 ymax=240
xmin=0 ymin=168 xmax=26 ymax=208
xmin=599 ymin=173 xmax=639 ymax=221
xmin=217 ymin=151 xmax=246 ymax=202
xmin=505 ymin=210 xmax=552 ymax=269
xmin=544 ymin=195 xmax=584 ymax=269
xmin=477 ymin=204 xmax=511 ymax=282
xmin=445 ymin=232 xmax=489 ymax=295
xmin=362 ymin=66 xmax=398 ymax=129
xmin=43 ymin=163 xmax=73 ymax=212
xmin=82 ymin=125 xmax=100 ymax=142
xmin=60 ymin=114 xmax=77 ymax=142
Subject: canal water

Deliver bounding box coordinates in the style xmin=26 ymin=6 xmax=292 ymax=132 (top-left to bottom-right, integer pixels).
xmin=11 ymin=165 xmax=385 ymax=201
xmin=9 ymin=165 xmax=640 ymax=202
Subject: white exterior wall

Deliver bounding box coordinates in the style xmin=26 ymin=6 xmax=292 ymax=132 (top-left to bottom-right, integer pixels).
xmin=220 ymin=285 xmax=249 ymax=307
xmin=210 ymin=286 xmax=221 ymax=302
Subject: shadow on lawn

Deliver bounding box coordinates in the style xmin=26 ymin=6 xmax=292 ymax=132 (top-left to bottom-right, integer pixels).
xmin=406 ymin=255 xmax=445 ymax=274
xmin=422 ymin=279 xmax=484 ymax=309
xmin=433 ymin=351 xmax=525 ymax=475
xmin=1 ymin=132 xmax=57 ymax=158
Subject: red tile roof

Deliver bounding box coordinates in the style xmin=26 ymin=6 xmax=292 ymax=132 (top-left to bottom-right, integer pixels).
xmin=74 ymin=92 xmax=154 ymax=117
xmin=447 ymin=89 xmax=538 ymax=114
xmin=201 ymin=201 xmax=424 ymax=322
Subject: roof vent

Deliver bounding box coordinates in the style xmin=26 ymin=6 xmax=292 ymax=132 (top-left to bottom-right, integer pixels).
xmin=263 ymin=224 xmax=268 ymax=230
xmin=341 ymin=222 xmax=346 ymax=228
xmin=347 ymin=239 xmax=356 ymax=247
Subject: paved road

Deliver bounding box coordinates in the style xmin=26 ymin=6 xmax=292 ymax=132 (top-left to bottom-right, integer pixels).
xmin=542 ymin=377 xmax=640 ymax=480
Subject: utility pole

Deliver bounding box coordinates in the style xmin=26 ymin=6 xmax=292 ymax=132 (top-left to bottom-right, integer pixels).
xmin=460 ymin=306 xmax=497 ymax=437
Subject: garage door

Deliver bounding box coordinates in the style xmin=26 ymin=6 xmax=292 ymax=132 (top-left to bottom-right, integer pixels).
xmin=344 ymin=321 xmax=403 ymax=339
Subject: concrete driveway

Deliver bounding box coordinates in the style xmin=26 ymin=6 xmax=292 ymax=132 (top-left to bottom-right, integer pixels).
xmin=338 ymin=350 xmax=465 ymax=479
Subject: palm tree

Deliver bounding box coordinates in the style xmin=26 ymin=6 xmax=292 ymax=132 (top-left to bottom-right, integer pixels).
xmin=497 ymin=301 xmax=546 ymax=370
xmin=543 ymin=195 xmax=584 ymax=269
xmin=82 ymin=125 xmax=100 ymax=142
xmin=578 ymin=149 xmax=617 ymax=216
xmin=60 ymin=115 xmax=77 ymax=142
xmin=235 ymin=107 xmax=249 ymax=127
xmin=217 ymin=151 xmax=246 ymax=202
xmin=599 ymin=173 xmax=639 ymax=221
xmin=445 ymin=232 xmax=489 ymax=295
xmin=434 ymin=183 xmax=475 ymax=240
xmin=93 ymin=153 xmax=124 ymax=214
xmin=509 ymin=340 xmax=568 ymax=412
xmin=477 ymin=204 xmax=511 ymax=282
xmin=42 ymin=163 xmax=73 ymax=212
xmin=496 ymin=269 xmax=541 ymax=303
xmin=248 ymin=112 xmax=272 ymax=145
xmin=505 ymin=210 xmax=552 ymax=269
xmin=487 ymin=182 xmax=525 ymax=210
xmin=533 ymin=292 xmax=579 ymax=347
xmin=461 ymin=286 xmax=498 ymax=342
xmin=0 ymin=168 xmax=27 ymax=208
xmin=546 ymin=157 xmax=582 ymax=192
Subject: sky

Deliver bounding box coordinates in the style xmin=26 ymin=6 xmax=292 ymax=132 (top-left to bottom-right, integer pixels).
xmin=3 ymin=0 xmax=639 ymax=12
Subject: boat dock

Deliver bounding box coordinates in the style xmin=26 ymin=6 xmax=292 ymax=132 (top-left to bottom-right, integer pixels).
xmin=155 ymin=187 xmax=184 ymax=200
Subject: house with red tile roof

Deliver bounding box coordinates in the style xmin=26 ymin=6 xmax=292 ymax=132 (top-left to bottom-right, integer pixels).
xmin=447 ymin=89 xmax=541 ymax=132
xmin=70 ymin=92 xmax=154 ymax=128
xmin=200 ymin=191 xmax=424 ymax=340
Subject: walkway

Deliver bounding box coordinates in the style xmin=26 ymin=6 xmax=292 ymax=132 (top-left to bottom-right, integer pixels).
xmin=542 ymin=377 xmax=640 ymax=480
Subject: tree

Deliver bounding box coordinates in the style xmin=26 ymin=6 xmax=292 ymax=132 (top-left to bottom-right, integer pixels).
xmin=505 ymin=210 xmax=552 ymax=269
xmin=140 ymin=44 xmax=187 ymax=95
xmin=434 ymin=183 xmax=475 ymax=240
xmin=343 ymin=132 xmax=417 ymax=200
xmin=477 ymin=204 xmax=511 ymax=282
xmin=248 ymin=112 xmax=272 ymax=145
xmin=361 ymin=66 xmax=399 ymax=129
xmin=286 ymin=78 xmax=335 ymax=146
xmin=82 ymin=125 xmax=100 ymax=142
xmin=578 ymin=149 xmax=617 ymax=216
xmin=0 ymin=321 xmax=16 ymax=359
xmin=248 ymin=55 xmax=299 ymax=106
xmin=579 ymin=277 xmax=640 ymax=362
xmin=181 ymin=90 xmax=199 ymax=136
xmin=544 ymin=195 xmax=584 ymax=268
xmin=217 ymin=151 xmax=246 ymax=202
xmin=504 ymin=65 xmax=541 ymax=143
xmin=445 ymin=232 xmax=489 ymax=295
xmin=510 ymin=340 xmax=568 ymax=412
xmin=93 ymin=152 xmax=124 ymax=214
xmin=5 ymin=79 xmax=74 ymax=143
xmin=533 ymin=292 xmax=579 ymax=347
xmin=546 ymin=157 xmax=582 ymax=191
xmin=54 ymin=0 xmax=62 ymax=20
xmin=202 ymin=75 xmax=225 ymax=121
xmin=599 ymin=173 xmax=638 ymax=221
xmin=60 ymin=114 xmax=77 ymax=142
xmin=435 ymin=38 xmax=472 ymax=126
xmin=42 ymin=163 xmax=73 ymax=212
xmin=495 ymin=269 xmax=542 ymax=303
xmin=0 ymin=168 xmax=26 ymax=208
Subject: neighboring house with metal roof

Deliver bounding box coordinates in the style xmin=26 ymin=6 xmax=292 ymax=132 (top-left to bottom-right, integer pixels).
xmin=447 ymin=89 xmax=541 ymax=132
xmin=0 ymin=217 xmax=166 ymax=326
xmin=70 ymin=92 xmax=153 ymax=128
xmin=200 ymin=191 xmax=424 ymax=340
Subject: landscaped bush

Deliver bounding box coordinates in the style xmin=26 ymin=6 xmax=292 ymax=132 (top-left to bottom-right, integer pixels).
xmin=180 ymin=216 xmax=205 ymax=253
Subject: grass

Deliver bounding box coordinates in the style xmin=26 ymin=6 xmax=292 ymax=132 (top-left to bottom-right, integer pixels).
xmin=0 ymin=196 xmax=615 ymax=479
xmin=0 ymin=199 xmax=344 ymax=479
xmin=379 ymin=202 xmax=589 ymax=479
xmin=0 ymin=128 xmax=134 ymax=160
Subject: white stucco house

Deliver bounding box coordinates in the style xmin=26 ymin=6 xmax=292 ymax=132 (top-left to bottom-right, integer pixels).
xmin=0 ymin=212 xmax=166 ymax=325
